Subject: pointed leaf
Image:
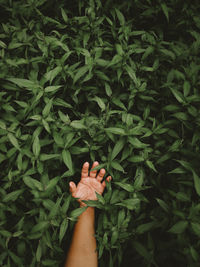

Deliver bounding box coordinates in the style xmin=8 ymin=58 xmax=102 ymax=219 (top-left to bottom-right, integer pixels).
xmin=161 ymin=3 xmax=169 ymax=22
xmin=8 ymin=133 xmax=20 ymax=150
xmin=70 ymin=206 xmax=88 ymax=218
xmin=3 ymin=189 xmax=24 ymax=202
xmin=192 ymin=170 xmax=200 ymax=197
xmin=62 ymin=149 xmax=73 ymax=172
xmin=111 ymin=137 xmax=125 ymax=161
xmin=145 ymin=160 xmax=158 ymax=173
xmin=105 ymin=127 xmax=126 ymax=135
xmin=114 ymin=182 xmax=134 ymax=192
xmin=111 ymin=161 xmax=124 ymax=172
xmin=44 ymin=85 xmax=62 ymax=93
xmin=32 ymin=135 xmax=40 ymax=157
xmin=59 ymin=218 xmax=69 ymax=244
xmin=73 ymin=65 xmax=89 ymax=84
xmin=168 ymin=221 xmax=188 ymax=234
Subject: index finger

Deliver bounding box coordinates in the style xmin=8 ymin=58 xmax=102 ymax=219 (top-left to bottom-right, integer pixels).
xmin=81 ymin=162 xmax=89 ymax=179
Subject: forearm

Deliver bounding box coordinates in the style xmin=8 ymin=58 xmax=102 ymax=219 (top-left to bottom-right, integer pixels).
xmin=65 ymin=206 xmax=98 ymax=267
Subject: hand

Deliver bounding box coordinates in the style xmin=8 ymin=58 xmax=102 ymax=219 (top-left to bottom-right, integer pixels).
xmin=69 ymin=161 xmax=112 ymax=207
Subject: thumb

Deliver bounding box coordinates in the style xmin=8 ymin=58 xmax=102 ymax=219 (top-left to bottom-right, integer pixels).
xmin=69 ymin=181 xmax=76 ymax=194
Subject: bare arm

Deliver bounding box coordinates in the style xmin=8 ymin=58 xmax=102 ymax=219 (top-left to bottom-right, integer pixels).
xmin=64 ymin=161 xmax=112 ymax=267
xmin=64 ymin=206 xmax=97 ymax=267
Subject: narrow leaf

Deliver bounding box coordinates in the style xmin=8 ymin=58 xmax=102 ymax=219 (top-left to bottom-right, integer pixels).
xmin=111 ymin=137 xmax=125 ymax=161
xmin=59 ymin=218 xmax=69 ymax=244
xmin=192 ymin=170 xmax=200 ymax=197
xmin=62 ymin=149 xmax=73 ymax=172
xmin=168 ymin=221 xmax=188 ymax=234
xmin=8 ymin=133 xmax=20 ymax=150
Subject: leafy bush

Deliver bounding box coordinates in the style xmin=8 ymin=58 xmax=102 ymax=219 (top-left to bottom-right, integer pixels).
xmin=0 ymin=0 xmax=200 ymax=266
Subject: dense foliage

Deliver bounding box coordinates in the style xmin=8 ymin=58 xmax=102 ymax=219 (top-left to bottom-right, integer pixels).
xmin=0 ymin=0 xmax=200 ymax=266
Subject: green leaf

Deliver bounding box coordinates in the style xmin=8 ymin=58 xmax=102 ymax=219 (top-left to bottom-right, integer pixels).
xmin=42 ymin=98 xmax=53 ymax=117
xmin=44 ymin=66 xmax=62 ymax=84
xmin=70 ymin=206 xmax=88 ymax=219
xmin=128 ymin=155 xmax=144 ymax=163
xmin=42 ymin=259 xmax=58 ymax=266
xmin=174 ymin=159 xmax=193 ymax=172
xmin=95 ymin=192 xmax=105 ymax=204
xmin=115 ymin=198 xmax=140 ymax=210
xmin=40 ymin=153 xmax=60 ymax=161
xmin=117 ymin=209 xmax=126 ymax=227
xmin=7 ymin=133 xmax=20 ymax=150
xmin=105 ymin=82 xmax=112 ymax=96
xmin=32 ymin=135 xmax=40 ymax=157
xmin=168 ymin=221 xmax=188 ymax=234
xmin=114 ymin=182 xmax=134 ymax=192
xmin=176 ymin=192 xmax=190 ymax=202
xmin=59 ymin=218 xmax=69 ymax=244
xmin=92 ymin=96 xmax=106 ymax=111
xmin=115 ymin=8 xmax=125 ymax=25
xmin=136 ymin=221 xmax=156 ymax=234
xmin=192 ymin=170 xmax=200 ymax=197
xmin=62 ymin=149 xmax=73 ymax=172
xmin=0 ymin=230 xmax=12 ymax=237
xmin=183 ymin=81 xmax=191 ymax=97
xmin=36 ymin=241 xmax=42 ymax=262
xmin=73 ymin=65 xmax=89 ymax=84
xmin=54 ymin=98 xmax=72 ymax=109
xmin=23 ymin=176 xmax=43 ymax=191
xmin=156 ymin=198 xmax=169 ymax=213
xmin=111 ymin=137 xmax=125 ymax=161
xmin=111 ymin=161 xmax=124 ymax=172
xmin=128 ymin=137 xmax=148 ymax=148
xmin=191 ymin=222 xmax=200 ymax=237
xmin=8 ymin=251 xmax=22 ymax=265
xmin=145 ymin=160 xmax=158 ymax=173
xmin=45 ymin=176 xmax=60 ymax=191
xmin=58 ymin=110 xmax=70 ymax=123
xmin=61 ymin=7 xmax=68 ymax=22
xmin=2 ymin=189 xmax=24 ymax=202
xmin=31 ymin=222 xmax=49 ymax=233
xmin=14 ymin=100 xmax=28 ymax=108
xmin=70 ymin=120 xmax=87 ymax=129
xmin=6 ymin=78 xmax=36 ymax=88
xmin=42 ymin=119 xmax=51 ymax=133
xmin=125 ymin=65 xmax=138 ymax=85
xmin=111 ymin=230 xmax=118 ymax=245
xmin=112 ymin=98 xmax=127 ymax=111
xmin=115 ymin=44 xmax=124 ymax=56
xmin=190 ymin=246 xmax=199 ymax=262
xmin=132 ymin=241 xmax=151 ymax=261
xmin=134 ymin=167 xmax=145 ymax=189
xmin=0 ymin=120 xmax=6 ymax=130
xmin=169 ymin=87 xmax=186 ymax=104
xmin=171 ymin=112 xmax=188 ymax=121
xmin=105 ymin=127 xmax=126 ymax=135
xmin=44 ymin=85 xmax=62 ymax=93
xmin=48 ymin=195 xmax=63 ymax=219
xmin=161 ymin=3 xmax=169 ymax=22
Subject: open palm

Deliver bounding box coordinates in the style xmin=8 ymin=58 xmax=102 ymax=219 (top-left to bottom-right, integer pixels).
xmin=69 ymin=161 xmax=112 ymax=207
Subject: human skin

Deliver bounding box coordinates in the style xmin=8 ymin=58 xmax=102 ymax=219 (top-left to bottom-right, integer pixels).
xmin=64 ymin=161 xmax=112 ymax=267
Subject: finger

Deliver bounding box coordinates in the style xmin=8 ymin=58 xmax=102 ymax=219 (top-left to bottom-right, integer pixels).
xmin=96 ymin=168 xmax=106 ymax=182
xmin=81 ymin=162 xmax=89 ymax=179
xmin=69 ymin=181 xmax=76 ymax=194
xmin=102 ymin=176 xmax=112 ymax=187
xmin=89 ymin=161 xmax=99 ymax=178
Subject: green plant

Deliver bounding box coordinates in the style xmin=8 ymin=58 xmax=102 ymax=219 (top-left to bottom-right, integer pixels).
xmin=0 ymin=0 xmax=200 ymax=266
